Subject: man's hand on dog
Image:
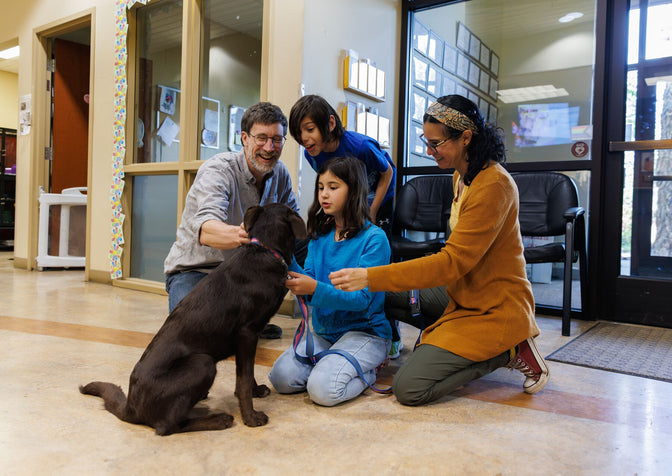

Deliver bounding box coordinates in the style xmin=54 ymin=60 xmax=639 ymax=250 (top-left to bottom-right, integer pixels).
xmin=199 ymin=220 xmax=250 ymax=249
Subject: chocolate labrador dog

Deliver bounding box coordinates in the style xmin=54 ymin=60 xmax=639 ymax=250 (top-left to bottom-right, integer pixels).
xmin=80 ymin=203 xmax=306 ymax=436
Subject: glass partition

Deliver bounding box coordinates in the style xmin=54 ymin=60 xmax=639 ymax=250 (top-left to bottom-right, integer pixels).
xmin=133 ymin=0 xmax=183 ymax=163
xmin=130 ymin=174 xmax=178 ymax=281
xmin=198 ymin=0 xmax=262 ymax=161
xmin=408 ymin=0 xmax=597 ymax=166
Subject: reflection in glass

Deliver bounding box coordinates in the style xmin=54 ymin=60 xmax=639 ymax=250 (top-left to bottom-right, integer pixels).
xmin=130 ymin=175 xmax=178 ymax=281
xmin=411 ymin=0 xmax=596 ymax=165
xmin=621 ymin=14 xmax=672 ymax=276
xmin=199 ymin=0 xmax=262 ymax=160
xmin=645 ymin=2 xmax=672 ymax=60
xmin=134 ymin=0 xmax=183 ymax=163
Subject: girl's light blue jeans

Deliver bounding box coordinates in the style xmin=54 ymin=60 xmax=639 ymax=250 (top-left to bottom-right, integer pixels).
xmin=269 ymin=330 xmax=391 ymax=407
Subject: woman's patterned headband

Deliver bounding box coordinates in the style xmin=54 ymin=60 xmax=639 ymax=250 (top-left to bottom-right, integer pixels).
xmin=425 ymin=101 xmax=478 ymax=134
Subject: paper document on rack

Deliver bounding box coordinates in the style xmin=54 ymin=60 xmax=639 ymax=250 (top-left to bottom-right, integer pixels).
xmin=158 ymin=116 xmax=180 ymax=146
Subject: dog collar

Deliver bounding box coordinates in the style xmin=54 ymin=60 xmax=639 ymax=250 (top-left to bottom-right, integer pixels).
xmin=249 ymin=237 xmax=288 ymax=270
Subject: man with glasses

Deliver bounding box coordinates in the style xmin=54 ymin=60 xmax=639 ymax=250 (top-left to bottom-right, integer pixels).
xmin=164 ymin=102 xmax=298 ymax=339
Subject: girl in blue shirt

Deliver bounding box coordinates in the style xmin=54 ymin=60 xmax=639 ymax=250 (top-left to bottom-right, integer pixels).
xmin=268 ymin=156 xmax=392 ymax=406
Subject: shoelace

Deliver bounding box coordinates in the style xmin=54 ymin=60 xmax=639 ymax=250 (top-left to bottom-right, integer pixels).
xmin=507 ymin=357 xmax=538 ymax=378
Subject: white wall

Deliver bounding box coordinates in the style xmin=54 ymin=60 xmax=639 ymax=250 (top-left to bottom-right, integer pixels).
xmin=0 ymin=0 xmax=117 ymax=272
xmin=295 ymin=0 xmax=400 ymax=215
xmin=0 ymin=71 xmax=18 ymax=129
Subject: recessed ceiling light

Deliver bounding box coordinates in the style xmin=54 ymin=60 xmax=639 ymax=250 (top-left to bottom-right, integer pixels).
xmin=496 ymin=85 xmax=569 ymax=104
xmin=0 ymin=46 xmax=19 ymax=59
xmin=559 ymin=12 xmax=584 ymax=23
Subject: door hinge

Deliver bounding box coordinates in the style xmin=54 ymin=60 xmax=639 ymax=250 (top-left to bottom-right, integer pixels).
xmin=45 ymin=146 xmax=53 ymax=161
xmin=47 ymin=59 xmax=55 ymax=73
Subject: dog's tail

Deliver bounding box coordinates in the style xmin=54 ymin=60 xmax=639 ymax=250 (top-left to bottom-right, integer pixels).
xmin=80 ymin=381 xmax=134 ymax=422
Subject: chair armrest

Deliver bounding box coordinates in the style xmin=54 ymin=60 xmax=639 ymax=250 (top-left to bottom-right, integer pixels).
xmin=563 ymin=206 xmax=585 ymax=220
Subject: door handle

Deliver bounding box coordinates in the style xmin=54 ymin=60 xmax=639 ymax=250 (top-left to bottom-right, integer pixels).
xmin=609 ymin=139 xmax=672 ymax=151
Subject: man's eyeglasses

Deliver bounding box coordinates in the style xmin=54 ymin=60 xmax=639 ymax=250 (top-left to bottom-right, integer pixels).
xmin=248 ymin=133 xmax=286 ymax=147
xmin=419 ymin=134 xmax=449 ymax=154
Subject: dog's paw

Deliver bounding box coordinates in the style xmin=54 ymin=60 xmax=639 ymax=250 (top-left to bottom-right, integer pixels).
xmin=253 ymin=384 xmax=271 ymax=398
xmin=212 ymin=413 xmax=235 ymax=429
xmin=242 ymin=410 xmax=269 ymax=427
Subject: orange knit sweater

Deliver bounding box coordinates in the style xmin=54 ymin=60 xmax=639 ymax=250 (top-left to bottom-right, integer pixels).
xmin=368 ymin=163 xmax=538 ymax=361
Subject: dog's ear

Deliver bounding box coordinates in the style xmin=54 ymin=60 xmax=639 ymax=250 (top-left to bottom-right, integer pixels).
xmin=243 ymin=206 xmax=264 ymax=232
xmin=288 ymin=209 xmax=307 ymax=239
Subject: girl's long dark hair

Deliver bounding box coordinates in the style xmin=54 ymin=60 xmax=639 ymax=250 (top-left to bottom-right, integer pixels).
xmin=423 ymin=94 xmax=506 ymax=185
xmin=307 ymin=156 xmax=370 ymax=240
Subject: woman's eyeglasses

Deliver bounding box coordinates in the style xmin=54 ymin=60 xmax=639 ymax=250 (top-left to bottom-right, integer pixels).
xmin=419 ymin=134 xmax=449 ymax=154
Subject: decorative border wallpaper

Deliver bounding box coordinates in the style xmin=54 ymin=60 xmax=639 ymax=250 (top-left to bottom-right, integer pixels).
xmin=110 ymin=0 xmax=150 ymax=279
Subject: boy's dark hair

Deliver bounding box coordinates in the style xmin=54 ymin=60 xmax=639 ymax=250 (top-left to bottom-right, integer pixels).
xmin=289 ymin=95 xmax=345 ymax=146
xmin=241 ymin=102 xmax=288 ymax=135
xmin=423 ymin=94 xmax=506 ymax=186
xmin=307 ymin=156 xmax=370 ymax=240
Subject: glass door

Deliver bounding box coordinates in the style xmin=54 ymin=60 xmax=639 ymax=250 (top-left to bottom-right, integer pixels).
xmin=604 ymin=0 xmax=672 ymax=326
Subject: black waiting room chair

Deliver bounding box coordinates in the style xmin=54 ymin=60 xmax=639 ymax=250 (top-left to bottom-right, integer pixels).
xmin=390 ymin=175 xmax=454 ymax=262
xmin=386 ymin=175 xmax=454 ymax=335
xmin=511 ymin=172 xmax=588 ymax=336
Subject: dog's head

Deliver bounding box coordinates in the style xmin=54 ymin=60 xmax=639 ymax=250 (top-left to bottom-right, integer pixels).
xmin=244 ymin=204 xmax=306 ymax=263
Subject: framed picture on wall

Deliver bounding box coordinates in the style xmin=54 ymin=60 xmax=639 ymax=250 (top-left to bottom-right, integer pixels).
xmin=488 ymin=103 xmax=498 ymax=124
xmin=428 ymin=32 xmax=444 ymax=65
xmin=442 ymin=74 xmax=456 ymax=96
xmin=457 ymin=22 xmax=470 ymax=52
xmin=427 ymin=65 xmax=441 ymax=96
xmin=443 ymin=43 xmax=457 ymax=74
xmin=479 ymin=70 xmax=490 ymax=94
xmin=468 ymin=62 xmax=480 ymax=87
xmin=480 ymin=44 xmax=490 ymax=68
xmin=413 ymin=56 xmax=428 ymax=90
xmin=478 ymin=97 xmax=488 ymax=115
xmin=489 ymin=78 xmax=499 ymax=100
xmin=413 ymin=19 xmax=429 ymax=55
xmin=455 ymin=83 xmax=468 ymax=97
xmin=410 ymin=123 xmax=426 ymax=156
xmin=412 ymin=90 xmax=427 ymax=122
xmin=456 ymin=52 xmax=469 ymax=80
xmin=490 ymin=52 xmax=500 ymax=76
xmin=468 ymin=34 xmax=481 ymax=60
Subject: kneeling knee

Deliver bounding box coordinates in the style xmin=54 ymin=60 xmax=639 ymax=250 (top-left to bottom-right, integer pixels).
xmin=392 ymin=375 xmax=427 ymax=407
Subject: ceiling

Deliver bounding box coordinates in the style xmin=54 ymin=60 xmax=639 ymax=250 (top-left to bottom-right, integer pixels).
xmin=463 ymin=0 xmax=596 ymax=45
xmin=0 ymin=56 xmax=18 ymax=74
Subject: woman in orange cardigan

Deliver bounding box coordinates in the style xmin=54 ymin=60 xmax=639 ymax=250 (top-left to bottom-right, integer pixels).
xmin=330 ymin=95 xmax=550 ymax=406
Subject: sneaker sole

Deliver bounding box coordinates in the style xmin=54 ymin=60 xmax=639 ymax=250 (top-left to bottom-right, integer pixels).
xmin=522 ymin=338 xmax=550 ymax=394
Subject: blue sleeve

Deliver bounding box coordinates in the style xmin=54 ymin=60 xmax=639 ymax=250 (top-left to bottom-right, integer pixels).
xmin=288 ymin=259 xmax=304 ymax=274
xmin=360 ymin=137 xmax=393 ymax=174
xmin=309 ymin=229 xmax=391 ymax=312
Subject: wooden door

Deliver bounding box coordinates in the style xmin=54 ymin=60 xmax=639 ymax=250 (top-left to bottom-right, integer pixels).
xmin=52 ymin=38 xmax=90 ymax=193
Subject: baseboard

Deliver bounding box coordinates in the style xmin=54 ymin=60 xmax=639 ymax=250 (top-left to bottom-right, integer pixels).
xmin=88 ymin=268 xmax=112 ymax=284
xmin=12 ymin=257 xmax=27 ymax=269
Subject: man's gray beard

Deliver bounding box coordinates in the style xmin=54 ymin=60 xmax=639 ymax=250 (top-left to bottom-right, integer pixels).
xmin=251 ymin=154 xmax=277 ymax=175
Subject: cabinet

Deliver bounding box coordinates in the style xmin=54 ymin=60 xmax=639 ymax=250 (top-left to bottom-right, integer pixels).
xmin=0 ymin=128 xmax=17 ymax=245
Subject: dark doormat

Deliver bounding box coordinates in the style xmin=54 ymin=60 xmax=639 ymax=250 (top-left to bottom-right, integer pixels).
xmin=546 ymin=322 xmax=672 ymax=383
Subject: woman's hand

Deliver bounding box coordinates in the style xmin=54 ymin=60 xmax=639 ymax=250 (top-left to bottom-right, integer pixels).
xmin=286 ymin=271 xmax=317 ymax=296
xmin=328 ymin=268 xmax=369 ymax=291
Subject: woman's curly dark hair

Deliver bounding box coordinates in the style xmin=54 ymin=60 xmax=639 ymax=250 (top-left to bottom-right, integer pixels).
xmin=307 ymin=156 xmax=370 ymax=241
xmin=423 ymin=95 xmax=506 ymax=185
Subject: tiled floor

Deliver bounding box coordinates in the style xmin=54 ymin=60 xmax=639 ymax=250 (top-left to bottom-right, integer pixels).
xmin=1 ymin=251 xmax=671 ymax=474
